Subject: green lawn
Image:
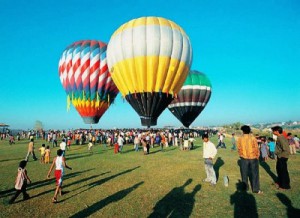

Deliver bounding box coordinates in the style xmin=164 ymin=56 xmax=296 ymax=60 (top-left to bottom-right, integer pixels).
xmin=0 ymin=136 xmax=299 ymax=217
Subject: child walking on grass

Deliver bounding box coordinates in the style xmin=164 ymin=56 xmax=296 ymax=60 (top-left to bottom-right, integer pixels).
xmin=44 ymin=146 xmax=51 ymax=164
xmin=9 ymin=160 xmax=31 ymax=204
xmin=47 ymin=149 xmax=72 ymax=203
xmin=260 ymin=138 xmax=269 ymax=162
xmin=39 ymin=144 xmax=46 ymax=163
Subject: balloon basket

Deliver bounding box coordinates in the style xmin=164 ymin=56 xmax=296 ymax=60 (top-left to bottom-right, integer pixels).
xmin=141 ymin=117 xmax=157 ymax=127
xmin=82 ymin=117 xmax=100 ymax=124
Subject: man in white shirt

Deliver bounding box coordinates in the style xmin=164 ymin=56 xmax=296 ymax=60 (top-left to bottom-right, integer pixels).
xmin=202 ymin=134 xmax=217 ymax=186
xmin=118 ymin=135 xmax=124 ymax=153
xmin=60 ymin=139 xmax=67 ymax=156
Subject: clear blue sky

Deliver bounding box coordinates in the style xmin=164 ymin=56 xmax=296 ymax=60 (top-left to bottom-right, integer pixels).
xmin=1 ymin=0 xmax=299 ymax=130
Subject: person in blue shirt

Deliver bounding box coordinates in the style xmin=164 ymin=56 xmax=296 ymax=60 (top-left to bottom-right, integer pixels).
xmin=268 ymin=137 xmax=275 ymax=159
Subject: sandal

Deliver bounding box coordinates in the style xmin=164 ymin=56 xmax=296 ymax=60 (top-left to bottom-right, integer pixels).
xmin=256 ymin=190 xmax=263 ymax=194
xmin=52 ymin=197 xmax=57 ymax=203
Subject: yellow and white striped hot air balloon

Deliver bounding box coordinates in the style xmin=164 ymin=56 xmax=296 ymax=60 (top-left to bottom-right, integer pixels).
xmin=107 ymin=17 xmax=192 ymax=127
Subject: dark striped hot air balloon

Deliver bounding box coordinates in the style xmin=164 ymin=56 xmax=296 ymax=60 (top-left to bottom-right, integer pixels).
xmin=168 ymin=70 xmax=212 ymax=127
xmin=58 ymin=40 xmax=119 ymax=124
xmin=107 ymin=17 xmax=193 ymax=127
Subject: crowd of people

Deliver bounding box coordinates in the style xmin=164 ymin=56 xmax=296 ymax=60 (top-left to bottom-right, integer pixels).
xmin=18 ymin=128 xmax=216 ymax=154
xmin=236 ymin=125 xmax=299 ymax=194
xmin=201 ymin=125 xmax=299 ymax=195
xmin=5 ymin=127 xmax=217 ymax=204
xmin=3 ymin=125 xmax=299 ymax=204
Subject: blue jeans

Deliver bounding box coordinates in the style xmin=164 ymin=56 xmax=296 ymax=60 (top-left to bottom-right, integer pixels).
xmin=134 ymin=144 xmax=139 ymax=151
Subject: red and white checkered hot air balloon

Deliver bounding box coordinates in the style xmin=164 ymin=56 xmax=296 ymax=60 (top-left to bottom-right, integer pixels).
xmin=58 ymin=40 xmax=119 ymax=124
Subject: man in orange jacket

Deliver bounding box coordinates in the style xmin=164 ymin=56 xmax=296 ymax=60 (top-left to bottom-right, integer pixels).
xmin=237 ymin=125 xmax=263 ymax=194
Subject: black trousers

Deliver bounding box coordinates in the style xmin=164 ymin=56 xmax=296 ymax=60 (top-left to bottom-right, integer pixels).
xmin=9 ymin=184 xmax=29 ymax=203
xmin=240 ymin=158 xmax=260 ymax=193
xmin=276 ymin=157 xmax=290 ymax=189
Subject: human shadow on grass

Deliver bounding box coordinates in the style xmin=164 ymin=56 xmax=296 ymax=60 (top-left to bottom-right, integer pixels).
xmin=163 ymin=147 xmax=177 ymax=152
xmin=69 ymin=181 xmax=144 ymax=218
xmin=121 ymin=148 xmax=135 ymax=154
xmin=230 ymin=180 xmax=258 ymax=218
xmin=192 ymin=145 xmax=201 ymax=150
xmin=66 ymin=148 xmax=109 ymax=155
xmin=0 ymin=168 xmax=95 ymax=198
xmin=65 ymin=151 xmax=92 ymax=157
xmin=276 ymin=193 xmax=300 ymax=217
xmin=148 ymin=179 xmax=201 ymax=218
xmin=59 ymin=167 xmax=141 ymax=203
xmin=0 ymin=157 xmax=24 ymax=163
xmin=29 ymin=173 xmax=108 ymax=200
xmin=259 ymin=161 xmax=277 ymax=183
xmin=88 ymin=166 xmax=140 ymax=188
xmin=68 ymin=146 xmax=87 ymax=150
xmin=66 ymin=153 xmax=95 ymax=161
xmin=214 ymin=157 xmax=224 ymax=181
xmin=150 ymin=149 xmax=163 ymax=154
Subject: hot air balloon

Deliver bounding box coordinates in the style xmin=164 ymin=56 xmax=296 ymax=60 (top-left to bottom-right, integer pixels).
xmin=107 ymin=17 xmax=192 ymax=127
xmin=168 ymin=70 xmax=212 ymax=127
xmin=58 ymin=40 xmax=119 ymax=124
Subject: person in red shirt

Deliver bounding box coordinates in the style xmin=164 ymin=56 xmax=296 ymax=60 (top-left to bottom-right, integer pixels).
xmin=114 ymin=142 xmax=119 ymax=154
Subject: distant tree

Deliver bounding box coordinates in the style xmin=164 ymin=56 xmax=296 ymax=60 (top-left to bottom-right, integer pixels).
xmin=232 ymin=122 xmax=243 ymax=130
xmin=34 ymin=120 xmax=43 ymax=131
xmin=222 ymin=124 xmax=230 ymax=129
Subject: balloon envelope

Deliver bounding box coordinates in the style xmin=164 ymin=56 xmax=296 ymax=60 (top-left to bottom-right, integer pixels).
xmin=107 ymin=17 xmax=192 ymax=127
xmin=168 ymin=70 xmax=212 ymax=127
xmin=58 ymin=40 xmax=119 ymax=124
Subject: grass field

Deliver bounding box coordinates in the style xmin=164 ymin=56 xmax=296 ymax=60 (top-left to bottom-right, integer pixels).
xmin=0 ymin=136 xmax=299 ymax=217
